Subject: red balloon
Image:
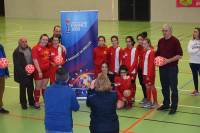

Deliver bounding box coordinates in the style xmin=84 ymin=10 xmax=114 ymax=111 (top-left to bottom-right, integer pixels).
xmin=54 ymin=55 xmax=63 ymax=65
xmin=154 ymin=56 xmax=166 ymax=66
xmin=0 ymin=58 xmax=9 ymax=69
xmin=25 ymin=64 xmax=35 ymax=74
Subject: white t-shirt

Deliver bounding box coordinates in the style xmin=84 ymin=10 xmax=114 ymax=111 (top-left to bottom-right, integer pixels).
xmin=187 ymin=39 xmax=200 ymax=64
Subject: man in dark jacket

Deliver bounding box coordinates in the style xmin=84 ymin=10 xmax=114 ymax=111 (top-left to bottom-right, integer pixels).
xmin=0 ymin=43 xmax=9 ymax=114
xmin=13 ymin=37 xmax=35 ymax=109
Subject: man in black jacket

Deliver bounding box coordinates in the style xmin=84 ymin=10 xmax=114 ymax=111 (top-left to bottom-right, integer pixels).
xmin=13 ymin=37 xmax=35 ymax=109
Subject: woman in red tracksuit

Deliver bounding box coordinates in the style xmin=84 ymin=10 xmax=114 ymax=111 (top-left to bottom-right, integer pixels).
xmin=49 ymin=36 xmax=66 ymax=84
xmin=107 ymin=35 xmax=123 ymax=84
xmin=141 ymin=38 xmax=158 ymax=109
xmin=122 ymin=36 xmax=139 ymax=100
xmin=93 ymin=36 xmax=108 ymax=78
xmin=136 ymin=32 xmax=148 ymax=104
xmin=32 ymin=34 xmax=50 ymax=109
xmin=115 ymin=65 xmax=134 ymax=109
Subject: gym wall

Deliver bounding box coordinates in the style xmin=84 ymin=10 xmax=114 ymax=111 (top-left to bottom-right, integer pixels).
xmin=4 ymin=0 xmax=118 ymax=20
xmin=5 ymin=0 xmax=200 ymax=23
xmin=151 ymin=0 xmax=200 ymax=23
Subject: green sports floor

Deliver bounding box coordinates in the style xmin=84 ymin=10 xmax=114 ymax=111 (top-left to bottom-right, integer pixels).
xmin=0 ymin=17 xmax=200 ymax=133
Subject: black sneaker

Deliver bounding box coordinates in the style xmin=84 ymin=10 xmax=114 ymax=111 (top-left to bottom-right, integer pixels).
xmin=157 ymin=105 xmax=170 ymax=111
xmin=169 ymin=109 xmax=176 ymax=115
xmin=21 ymin=105 xmax=28 ymax=110
xmin=0 ymin=108 xmax=9 ymax=114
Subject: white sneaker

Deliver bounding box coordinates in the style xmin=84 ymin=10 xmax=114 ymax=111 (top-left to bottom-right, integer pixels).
xmin=142 ymin=102 xmax=151 ymax=108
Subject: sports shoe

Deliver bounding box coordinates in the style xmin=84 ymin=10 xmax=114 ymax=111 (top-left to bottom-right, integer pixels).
xmin=142 ymin=102 xmax=152 ymax=108
xmin=139 ymin=98 xmax=147 ymax=104
xmin=157 ymin=105 xmax=170 ymax=111
xmin=0 ymin=108 xmax=9 ymax=114
xmin=190 ymin=90 xmax=199 ymax=96
xmin=34 ymin=102 xmax=40 ymax=109
xmin=169 ymin=109 xmax=176 ymax=115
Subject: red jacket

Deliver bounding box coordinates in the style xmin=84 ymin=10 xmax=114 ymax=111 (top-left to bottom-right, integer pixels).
xmin=93 ymin=46 xmax=108 ymax=76
xmin=32 ymin=44 xmax=50 ymax=72
xmin=49 ymin=45 xmax=66 ymax=83
xmin=142 ymin=48 xmax=155 ymax=78
xmin=122 ymin=47 xmax=139 ymax=77
xmin=49 ymin=45 xmax=66 ymax=64
xmin=114 ymin=76 xmax=133 ymax=101
xmin=107 ymin=46 xmax=123 ymax=73
xmin=136 ymin=44 xmax=145 ymax=69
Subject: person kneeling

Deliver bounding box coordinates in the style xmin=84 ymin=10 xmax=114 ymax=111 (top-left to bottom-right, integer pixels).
xmin=115 ymin=65 xmax=134 ymax=109
xmin=44 ymin=68 xmax=80 ymax=133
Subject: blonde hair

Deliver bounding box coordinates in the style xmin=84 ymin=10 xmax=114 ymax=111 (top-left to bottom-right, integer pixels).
xmin=94 ymin=73 xmax=112 ymax=92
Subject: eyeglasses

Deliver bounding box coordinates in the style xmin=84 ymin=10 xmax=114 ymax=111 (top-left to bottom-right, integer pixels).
xmin=120 ymin=71 xmax=127 ymax=74
xmin=162 ymin=30 xmax=169 ymax=32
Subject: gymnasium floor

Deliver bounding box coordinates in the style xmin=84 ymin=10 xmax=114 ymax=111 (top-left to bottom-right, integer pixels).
xmin=0 ymin=17 xmax=200 ymax=133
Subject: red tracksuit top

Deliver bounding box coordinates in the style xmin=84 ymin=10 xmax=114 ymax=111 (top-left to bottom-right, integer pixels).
xmin=122 ymin=47 xmax=139 ymax=75
xmin=107 ymin=46 xmax=123 ymax=73
xmin=142 ymin=48 xmax=155 ymax=78
xmin=136 ymin=44 xmax=146 ymax=69
xmin=93 ymin=46 xmax=108 ymax=76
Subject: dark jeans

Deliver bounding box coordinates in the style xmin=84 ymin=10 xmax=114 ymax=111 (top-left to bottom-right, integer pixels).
xmin=19 ymin=76 xmax=34 ymax=106
xmin=159 ymin=66 xmax=178 ymax=110
xmin=138 ymin=67 xmax=147 ymax=98
xmin=0 ymin=76 xmax=5 ymax=108
xmin=189 ymin=63 xmax=200 ymax=91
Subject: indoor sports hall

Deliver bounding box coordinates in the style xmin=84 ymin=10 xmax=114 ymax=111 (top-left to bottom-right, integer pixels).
xmin=0 ymin=0 xmax=200 ymax=133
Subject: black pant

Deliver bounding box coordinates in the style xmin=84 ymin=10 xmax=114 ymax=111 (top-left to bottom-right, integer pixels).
xmin=189 ymin=63 xmax=200 ymax=91
xmin=159 ymin=66 xmax=178 ymax=110
xmin=138 ymin=67 xmax=147 ymax=98
xmin=19 ymin=77 xmax=34 ymax=106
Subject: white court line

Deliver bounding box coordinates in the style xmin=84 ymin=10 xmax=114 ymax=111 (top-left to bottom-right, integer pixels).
xmin=6 ymin=85 xmax=18 ymax=89
xmin=178 ymin=105 xmax=200 ymax=109
xmin=136 ymin=84 xmax=191 ymax=92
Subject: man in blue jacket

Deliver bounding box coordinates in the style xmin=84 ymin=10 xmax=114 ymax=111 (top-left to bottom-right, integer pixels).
xmin=0 ymin=44 xmax=9 ymax=114
xmin=44 ymin=67 xmax=80 ymax=133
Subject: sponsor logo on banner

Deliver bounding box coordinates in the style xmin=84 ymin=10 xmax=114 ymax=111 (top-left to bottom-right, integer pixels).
xmin=176 ymin=0 xmax=200 ymax=7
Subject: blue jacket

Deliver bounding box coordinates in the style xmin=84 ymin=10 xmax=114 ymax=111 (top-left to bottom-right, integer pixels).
xmin=0 ymin=44 xmax=9 ymax=77
xmin=87 ymin=91 xmax=119 ymax=133
xmin=44 ymin=81 xmax=80 ymax=132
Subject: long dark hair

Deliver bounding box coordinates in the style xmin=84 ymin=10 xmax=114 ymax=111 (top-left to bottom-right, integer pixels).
xmin=126 ymin=36 xmax=135 ymax=46
xmin=111 ymin=35 xmax=119 ymax=42
xmin=98 ymin=36 xmax=106 ymax=42
xmin=38 ymin=34 xmax=49 ymax=43
xmin=144 ymin=38 xmax=153 ymax=48
xmin=137 ymin=32 xmax=148 ymax=40
xmin=194 ymin=27 xmax=200 ymax=39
